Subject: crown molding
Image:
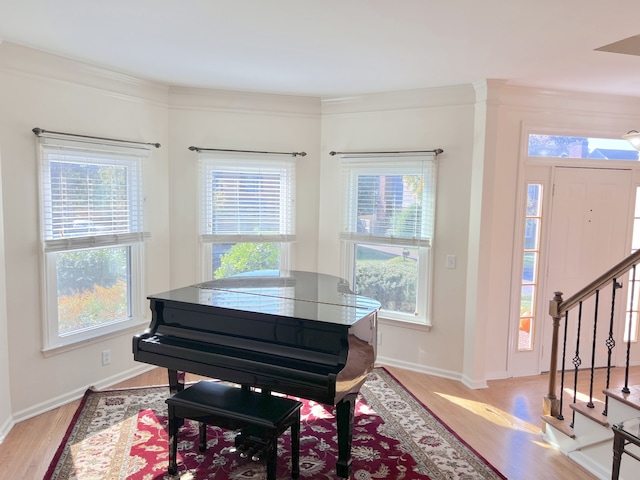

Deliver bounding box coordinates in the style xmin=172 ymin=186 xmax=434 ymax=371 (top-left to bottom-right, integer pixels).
xmin=0 ymin=42 xmax=169 ymax=106
xmin=482 ymin=80 xmax=640 ymax=116
xmin=169 ymin=86 xmax=321 ymax=117
xmin=321 ymin=84 xmax=476 ymax=115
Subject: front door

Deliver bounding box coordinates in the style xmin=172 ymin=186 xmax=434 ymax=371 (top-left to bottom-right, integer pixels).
xmin=542 ymin=167 xmax=632 ymax=371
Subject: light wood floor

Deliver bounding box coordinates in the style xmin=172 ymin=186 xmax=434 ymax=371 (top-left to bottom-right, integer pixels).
xmin=1 ymin=365 xmax=637 ymax=480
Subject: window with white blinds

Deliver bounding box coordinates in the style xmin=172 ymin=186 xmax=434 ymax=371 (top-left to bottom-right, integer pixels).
xmin=341 ymin=153 xmax=436 ymax=246
xmin=200 ymin=153 xmax=296 ymax=242
xmin=40 ymin=139 xmax=148 ymax=251
xmin=198 ymin=151 xmax=296 ymax=278
xmin=37 ymin=136 xmax=149 ymax=351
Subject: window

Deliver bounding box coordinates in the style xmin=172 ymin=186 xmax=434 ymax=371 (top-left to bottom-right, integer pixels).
xmin=340 ymin=153 xmax=437 ymax=324
xmin=518 ymin=184 xmax=543 ymax=351
xmin=199 ymin=151 xmax=296 ymax=279
xmin=624 ymin=187 xmax=640 ymax=343
xmin=528 ymin=134 xmax=638 ymax=160
xmin=38 ymin=136 xmax=149 ymax=351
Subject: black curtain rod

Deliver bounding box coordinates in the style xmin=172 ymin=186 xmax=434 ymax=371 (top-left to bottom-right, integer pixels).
xmin=189 ymin=146 xmax=306 ymax=157
xmin=32 ymin=128 xmax=161 ymax=148
xmin=330 ymin=148 xmax=443 ymax=156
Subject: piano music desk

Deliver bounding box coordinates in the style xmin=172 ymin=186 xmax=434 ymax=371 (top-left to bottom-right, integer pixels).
xmin=166 ymin=380 xmax=302 ymax=479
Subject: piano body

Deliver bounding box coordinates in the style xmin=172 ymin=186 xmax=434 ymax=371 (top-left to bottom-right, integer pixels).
xmin=133 ymin=270 xmax=380 ymax=478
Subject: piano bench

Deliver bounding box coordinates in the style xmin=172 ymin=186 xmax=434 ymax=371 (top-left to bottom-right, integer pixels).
xmin=165 ymin=380 xmax=302 ymax=479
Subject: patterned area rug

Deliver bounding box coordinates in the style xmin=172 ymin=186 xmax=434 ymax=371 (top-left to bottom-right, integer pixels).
xmin=45 ymin=368 xmax=505 ymax=479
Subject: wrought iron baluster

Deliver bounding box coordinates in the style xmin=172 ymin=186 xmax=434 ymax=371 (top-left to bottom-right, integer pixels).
xmin=586 ymin=290 xmax=600 ymax=409
xmin=557 ymin=310 xmax=569 ymax=421
xmin=603 ymin=279 xmax=622 ymax=415
xmin=570 ymin=302 xmax=583 ymax=428
xmin=623 ymin=265 xmax=637 ymax=394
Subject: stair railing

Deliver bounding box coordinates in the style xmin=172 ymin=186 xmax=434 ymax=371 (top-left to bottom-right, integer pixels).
xmin=545 ymin=249 xmax=640 ymax=423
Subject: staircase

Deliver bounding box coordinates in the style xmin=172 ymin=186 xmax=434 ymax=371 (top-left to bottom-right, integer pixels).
xmin=543 ymin=380 xmax=640 ymax=479
xmin=542 ymin=250 xmax=640 ymax=480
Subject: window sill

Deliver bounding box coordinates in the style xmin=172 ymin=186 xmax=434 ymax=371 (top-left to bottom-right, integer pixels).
xmin=378 ymin=315 xmax=432 ymax=332
xmin=41 ymin=320 xmax=148 ymax=358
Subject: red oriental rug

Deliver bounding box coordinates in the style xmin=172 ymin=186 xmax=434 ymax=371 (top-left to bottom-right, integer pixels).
xmin=44 ymin=368 xmax=505 ymax=479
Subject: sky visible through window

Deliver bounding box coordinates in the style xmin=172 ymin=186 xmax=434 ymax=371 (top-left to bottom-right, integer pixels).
xmin=528 ymin=134 xmax=639 ymax=160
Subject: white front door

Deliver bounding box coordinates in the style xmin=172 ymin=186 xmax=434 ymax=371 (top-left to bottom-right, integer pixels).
xmin=541 ymin=167 xmax=632 ymax=371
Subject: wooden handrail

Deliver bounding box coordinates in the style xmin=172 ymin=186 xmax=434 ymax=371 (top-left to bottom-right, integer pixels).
xmin=557 ymin=249 xmax=640 ymax=316
xmin=546 ymin=248 xmax=640 ymax=419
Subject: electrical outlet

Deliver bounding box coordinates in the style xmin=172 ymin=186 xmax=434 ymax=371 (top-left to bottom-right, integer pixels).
xmin=102 ymin=349 xmax=111 ymax=366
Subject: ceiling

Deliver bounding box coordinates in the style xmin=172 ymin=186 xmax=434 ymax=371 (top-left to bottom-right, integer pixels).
xmin=0 ymin=0 xmax=639 ymax=98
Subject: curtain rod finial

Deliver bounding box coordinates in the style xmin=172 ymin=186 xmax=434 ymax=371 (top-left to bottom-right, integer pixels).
xmin=296 ymin=152 xmax=307 ymax=157
xmin=32 ymin=127 xmax=43 ymax=136
xmin=329 ymin=151 xmax=337 ymax=156
xmin=188 ymin=146 xmax=199 ymax=152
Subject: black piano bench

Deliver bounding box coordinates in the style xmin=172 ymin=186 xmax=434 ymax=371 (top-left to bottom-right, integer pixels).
xmin=165 ymin=380 xmax=302 ymax=479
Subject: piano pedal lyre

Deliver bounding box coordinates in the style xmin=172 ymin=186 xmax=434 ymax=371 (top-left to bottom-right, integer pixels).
xmin=251 ymin=450 xmax=264 ymax=462
xmin=234 ymin=430 xmax=270 ymax=462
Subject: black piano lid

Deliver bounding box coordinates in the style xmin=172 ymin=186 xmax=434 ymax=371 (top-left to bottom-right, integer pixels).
xmin=148 ymin=270 xmax=381 ymax=326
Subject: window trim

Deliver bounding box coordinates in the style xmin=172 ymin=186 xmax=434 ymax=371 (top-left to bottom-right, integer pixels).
xmin=339 ymin=152 xmax=437 ymax=326
xmin=197 ymin=150 xmax=297 ymax=280
xmin=37 ymin=136 xmax=150 ymax=352
xmin=41 ymin=244 xmax=146 ymax=353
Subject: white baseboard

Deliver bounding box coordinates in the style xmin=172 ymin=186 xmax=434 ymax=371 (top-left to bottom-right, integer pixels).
xmin=0 ymin=415 xmax=15 ymax=445
xmin=377 ymin=355 xmax=463 ymax=383
xmin=11 ymin=363 xmax=156 ymax=424
xmin=569 ymin=449 xmax=609 ymax=480
xmin=460 ymin=374 xmax=489 ymax=390
xmin=376 ymin=355 xmax=489 ymax=389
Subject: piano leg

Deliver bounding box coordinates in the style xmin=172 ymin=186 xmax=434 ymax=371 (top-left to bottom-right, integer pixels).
xmin=168 ymin=369 xmax=185 ymax=394
xmin=335 ymin=393 xmax=356 ymax=479
xmin=167 ymin=369 xmax=186 ymax=430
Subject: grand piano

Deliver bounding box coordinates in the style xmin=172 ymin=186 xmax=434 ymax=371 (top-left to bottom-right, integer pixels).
xmin=132 ymin=270 xmax=380 ymax=478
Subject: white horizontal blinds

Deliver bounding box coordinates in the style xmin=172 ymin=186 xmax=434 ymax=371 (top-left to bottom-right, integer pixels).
xmin=341 ymin=153 xmax=437 ymax=247
xmin=199 ymin=151 xmax=296 ymax=243
xmin=39 ymin=137 xmax=148 ymax=253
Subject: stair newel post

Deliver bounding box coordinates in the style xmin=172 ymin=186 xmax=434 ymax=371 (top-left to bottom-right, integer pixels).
xmin=545 ymin=291 xmax=564 ymax=418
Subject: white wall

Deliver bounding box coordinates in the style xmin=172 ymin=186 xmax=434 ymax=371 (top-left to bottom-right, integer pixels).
xmin=3 ymin=40 xmax=640 ymax=436
xmin=166 ymin=88 xmax=322 ymax=288
xmin=0 ymin=143 xmax=11 ymax=441
xmin=319 ymin=87 xmax=477 ymax=379
xmin=483 ymin=86 xmax=640 ymax=380
xmin=0 ymin=43 xmax=171 ymax=420
xmin=318 ymin=83 xmax=640 ymax=386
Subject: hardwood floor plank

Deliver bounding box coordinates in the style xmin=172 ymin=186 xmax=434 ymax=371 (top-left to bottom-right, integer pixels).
xmin=384 ymin=367 xmax=599 ymax=480
xmin=2 ymin=365 xmax=635 ymax=480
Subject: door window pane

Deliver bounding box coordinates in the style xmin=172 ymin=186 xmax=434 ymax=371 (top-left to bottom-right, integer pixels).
xmin=518 ymin=184 xmax=543 ymax=351
xmin=522 ymin=252 xmax=537 ymax=283
xmin=524 ymin=218 xmax=540 ymax=250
